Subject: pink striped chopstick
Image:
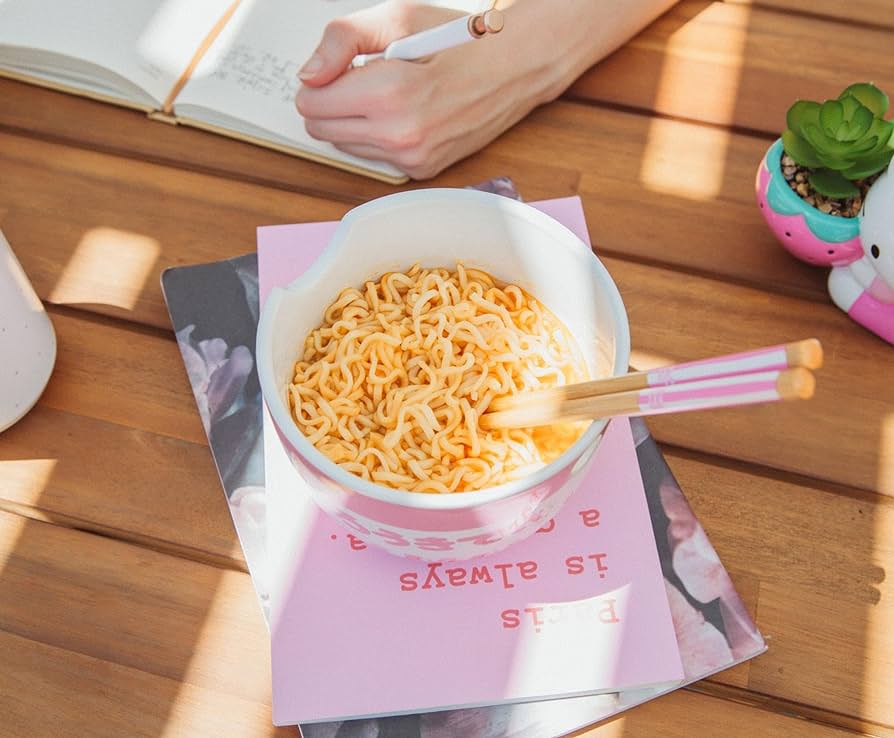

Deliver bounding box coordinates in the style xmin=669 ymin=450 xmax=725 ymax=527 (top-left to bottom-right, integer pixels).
xmin=479 ymin=339 xmax=821 ymax=430
xmin=488 ymin=338 xmax=822 ymax=413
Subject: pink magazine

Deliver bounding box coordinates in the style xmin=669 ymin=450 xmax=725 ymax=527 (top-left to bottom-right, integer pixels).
xmin=259 ymin=196 xmax=684 ymax=725
xmin=161 ymin=177 xmax=766 ymax=738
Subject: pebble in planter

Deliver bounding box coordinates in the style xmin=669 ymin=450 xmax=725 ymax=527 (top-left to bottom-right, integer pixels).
xmin=756 ymin=83 xmax=894 ymax=344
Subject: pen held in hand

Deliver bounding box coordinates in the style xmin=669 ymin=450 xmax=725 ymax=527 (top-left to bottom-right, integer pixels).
xmin=351 ymin=9 xmax=504 ymax=68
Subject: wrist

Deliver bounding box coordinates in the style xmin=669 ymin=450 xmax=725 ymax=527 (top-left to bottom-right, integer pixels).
xmin=495 ymin=0 xmax=603 ymax=105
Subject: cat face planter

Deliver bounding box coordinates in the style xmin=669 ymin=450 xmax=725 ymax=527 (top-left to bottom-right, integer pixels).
xmin=756 ymin=138 xmax=894 ymax=345
xmin=827 ymin=159 xmax=894 ymax=344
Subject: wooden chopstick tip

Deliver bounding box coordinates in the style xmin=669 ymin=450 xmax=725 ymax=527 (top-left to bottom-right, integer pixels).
xmin=787 ymin=338 xmax=823 ymax=370
xmin=777 ymin=367 xmax=816 ymax=400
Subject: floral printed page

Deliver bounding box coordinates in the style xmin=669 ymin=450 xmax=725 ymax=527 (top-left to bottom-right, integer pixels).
xmin=160 ymin=177 xmax=765 ymax=738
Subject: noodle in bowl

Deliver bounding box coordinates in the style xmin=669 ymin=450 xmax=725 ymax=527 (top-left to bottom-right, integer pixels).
xmin=257 ymin=189 xmax=630 ymax=560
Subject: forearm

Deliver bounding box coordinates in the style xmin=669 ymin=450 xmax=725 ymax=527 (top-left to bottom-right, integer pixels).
xmin=493 ymin=0 xmax=679 ymax=104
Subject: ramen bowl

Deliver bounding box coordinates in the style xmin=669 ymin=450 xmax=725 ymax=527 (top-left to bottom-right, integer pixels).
xmin=257 ymin=188 xmax=630 ymax=560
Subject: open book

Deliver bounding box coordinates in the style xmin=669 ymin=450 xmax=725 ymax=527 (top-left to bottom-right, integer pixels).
xmin=0 ymin=0 xmax=484 ymax=183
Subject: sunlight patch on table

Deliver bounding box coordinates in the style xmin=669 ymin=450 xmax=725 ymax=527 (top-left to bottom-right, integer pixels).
xmin=640 ymin=119 xmax=732 ymax=202
xmin=159 ymin=683 xmax=279 ymax=738
xmin=49 ymin=227 xmax=159 ymax=310
xmin=0 ymin=506 xmax=29 ymax=574
xmin=0 ymin=458 xmax=57 ymax=507
xmin=160 ymin=569 xmax=272 ymax=738
xmin=650 ymin=2 xmax=749 ymax=121
xmin=639 ymin=3 xmax=749 ymax=201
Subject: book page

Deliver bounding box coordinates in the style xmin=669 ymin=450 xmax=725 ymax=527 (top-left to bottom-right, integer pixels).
xmin=0 ymin=0 xmax=234 ymax=107
xmin=173 ymin=0 xmax=489 ymax=178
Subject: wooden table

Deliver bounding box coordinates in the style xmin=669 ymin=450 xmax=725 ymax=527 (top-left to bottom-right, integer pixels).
xmin=2 ymin=2 xmax=893 ymax=735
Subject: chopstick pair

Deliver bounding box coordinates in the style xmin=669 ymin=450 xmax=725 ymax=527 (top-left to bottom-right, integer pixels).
xmin=479 ymin=338 xmax=823 ymax=430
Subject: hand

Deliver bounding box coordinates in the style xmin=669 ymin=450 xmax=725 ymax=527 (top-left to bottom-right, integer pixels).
xmin=295 ymin=0 xmax=573 ymax=179
xmin=295 ymin=0 xmax=679 ymax=180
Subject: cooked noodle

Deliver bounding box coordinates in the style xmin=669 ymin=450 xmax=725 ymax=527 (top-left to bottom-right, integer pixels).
xmin=289 ymin=263 xmax=588 ymax=493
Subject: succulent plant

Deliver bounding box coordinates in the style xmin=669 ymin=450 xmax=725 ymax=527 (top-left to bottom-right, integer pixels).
xmin=782 ymin=82 xmax=894 ymax=199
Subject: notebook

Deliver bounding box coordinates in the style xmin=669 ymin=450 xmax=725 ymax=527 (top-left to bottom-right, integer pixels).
xmin=160 ymin=178 xmax=766 ymax=737
xmin=0 ymin=0 xmax=486 ymax=184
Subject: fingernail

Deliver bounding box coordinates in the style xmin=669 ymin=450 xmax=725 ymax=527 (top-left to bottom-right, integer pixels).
xmin=298 ymin=54 xmax=323 ymax=80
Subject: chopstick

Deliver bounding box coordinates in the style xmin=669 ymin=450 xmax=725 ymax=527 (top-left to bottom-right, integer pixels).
xmin=479 ymin=339 xmax=822 ymax=430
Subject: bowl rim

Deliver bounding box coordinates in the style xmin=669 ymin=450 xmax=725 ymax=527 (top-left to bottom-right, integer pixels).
xmin=257 ymin=187 xmax=631 ymax=511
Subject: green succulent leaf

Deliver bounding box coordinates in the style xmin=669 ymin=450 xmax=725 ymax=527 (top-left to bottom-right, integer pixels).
xmin=843 ymin=133 xmax=880 ymax=158
xmin=868 ymin=118 xmax=894 ymax=150
xmin=838 ymin=94 xmax=862 ymax=120
xmin=786 ymin=100 xmax=820 ymax=135
xmin=808 ymin=169 xmax=859 ymax=199
xmin=782 ymin=129 xmax=823 ymax=168
xmin=839 ymin=83 xmax=889 ymax=117
xmin=841 ymin=147 xmax=894 ymax=180
xmin=802 ymin=124 xmax=856 ymax=166
xmin=782 ymin=84 xmax=893 ymax=185
xmin=819 ymin=100 xmax=844 ymax=136
xmin=837 ymin=104 xmax=873 ymax=141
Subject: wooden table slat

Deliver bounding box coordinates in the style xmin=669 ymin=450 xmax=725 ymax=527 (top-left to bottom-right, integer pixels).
xmin=0 ymin=111 xmax=832 ymax=325
xmin=571 ymin=0 xmax=894 ymax=133
xmin=725 ymin=0 xmax=894 ymax=30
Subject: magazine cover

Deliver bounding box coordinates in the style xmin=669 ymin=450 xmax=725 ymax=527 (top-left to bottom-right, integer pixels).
xmin=161 ymin=178 xmax=765 ymax=737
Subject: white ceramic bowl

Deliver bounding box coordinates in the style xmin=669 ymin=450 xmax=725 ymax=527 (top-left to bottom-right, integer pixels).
xmin=257 ymin=188 xmax=630 ymax=560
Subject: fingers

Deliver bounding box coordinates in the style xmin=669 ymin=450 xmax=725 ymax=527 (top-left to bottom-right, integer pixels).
xmin=296 ymin=62 xmax=394 ymax=119
xmin=305 ymin=113 xmax=425 ymax=154
xmin=332 ymin=137 xmax=446 ymax=180
xmin=304 ymin=116 xmax=372 ymax=145
xmin=297 ymin=2 xmax=408 ymax=87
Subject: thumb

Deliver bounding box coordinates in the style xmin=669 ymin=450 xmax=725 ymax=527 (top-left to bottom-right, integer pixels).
xmin=298 ymin=3 xmax=408 ymax=87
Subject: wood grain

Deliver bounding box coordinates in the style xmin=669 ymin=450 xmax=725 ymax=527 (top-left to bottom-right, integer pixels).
xmin=1 ymin=6 xmax=891 ymax=734
xmin=36 ymin=309 xmax=206 ymax=445
xmin=0 ymin=512 xmax=270 ymax=705
xmin=0 ymin=512 xmax=878 ymax=738
xmin=671 ymin=452 xmax=894 ymax=727
xmin=725 ymin=0 xmax=894 ymax=30
xmin=604 ymin=255 xmax=894 ymax=496
xmin=0 ymin=404 xmax=241 ymax=567
xmin=570 ymin=1 xmax=894 ymax=133
xmin=0 ymin=78 xmax=579 ymax=207
xmin=0 ymin=631 xmax=292 ymax=738
xmin=1 ymin=110 xmax=829 ymax=336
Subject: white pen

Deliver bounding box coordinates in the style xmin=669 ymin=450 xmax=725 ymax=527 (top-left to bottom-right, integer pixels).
xmin=351 ymin=9 xmax=504 ymax=68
